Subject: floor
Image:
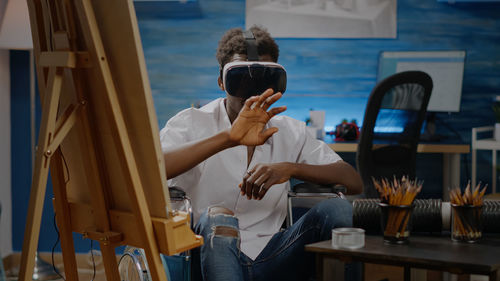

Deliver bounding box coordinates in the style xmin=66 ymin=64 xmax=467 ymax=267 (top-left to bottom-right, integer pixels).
xmin=2 ymin=252 xmax=489 ymax=281
xmin=363 ymin=263 xmax=487 ymax=281
xmin=3 ymin=252 xmax=111 ymax=281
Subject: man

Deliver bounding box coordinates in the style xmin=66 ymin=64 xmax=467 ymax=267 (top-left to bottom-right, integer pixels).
xmin=160 ymin=26 xmax=363 ymax=281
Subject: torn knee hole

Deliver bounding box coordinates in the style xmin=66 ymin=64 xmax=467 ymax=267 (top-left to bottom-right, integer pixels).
xmin=213 ymin=226 xmax=239 ymax=237
xmin=208 ymin=206 xmax=234 ymax=216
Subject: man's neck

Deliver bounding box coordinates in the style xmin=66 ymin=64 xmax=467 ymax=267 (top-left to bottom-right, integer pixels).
xmin=224 ymin=98 xmax=239 ymax=124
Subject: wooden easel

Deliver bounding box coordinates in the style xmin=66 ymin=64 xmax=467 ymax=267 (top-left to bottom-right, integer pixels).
xmin=19 ymin=1 xmax=202 ymax=281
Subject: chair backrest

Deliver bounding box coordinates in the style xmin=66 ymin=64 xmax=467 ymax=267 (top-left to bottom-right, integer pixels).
xmin=356 ymin=71 xmax=433 ymax=198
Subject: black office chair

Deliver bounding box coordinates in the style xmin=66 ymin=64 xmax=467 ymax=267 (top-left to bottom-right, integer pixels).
xmin=356 ymin=71 xmax=433 ymax=198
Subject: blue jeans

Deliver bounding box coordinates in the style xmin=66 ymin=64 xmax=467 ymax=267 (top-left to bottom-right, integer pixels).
xmin=192 ymin=197 xmax=355 ymax=281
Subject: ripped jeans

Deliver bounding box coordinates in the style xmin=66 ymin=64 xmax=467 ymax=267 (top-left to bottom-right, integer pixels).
xmin=192 ymin=197 xmax=356 ymax=281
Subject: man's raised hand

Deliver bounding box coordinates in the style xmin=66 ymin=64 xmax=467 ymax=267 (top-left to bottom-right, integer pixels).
xmin=229 ymin=89 xmax=286 ymax=146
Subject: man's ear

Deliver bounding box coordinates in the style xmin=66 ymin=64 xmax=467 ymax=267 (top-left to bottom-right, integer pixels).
xmin=218 ymin=76 xmax=225 ymax=91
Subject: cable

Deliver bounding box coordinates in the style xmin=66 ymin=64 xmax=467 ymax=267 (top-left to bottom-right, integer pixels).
xmin=90 ymin=240 xmax=96 ymax=281
xmin=45 ymin=0 xmax=54 ymax=51
xmin=60 ymin=149 xmax=70 ymax=184
xmin=50 ymin=151 xmax=70 ymax=280
xmin=52 ymin=213 xmax=66 ymax=281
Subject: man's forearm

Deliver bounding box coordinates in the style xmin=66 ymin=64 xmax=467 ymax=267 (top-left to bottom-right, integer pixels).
xmin=164 ymin=130 xmax=237 ymax=179
xmin=289 ymin=161 xmax=363 ymax=195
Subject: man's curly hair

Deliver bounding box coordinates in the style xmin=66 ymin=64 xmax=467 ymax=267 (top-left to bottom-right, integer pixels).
xmin=216 ymin=26 xmax=279 ymax=69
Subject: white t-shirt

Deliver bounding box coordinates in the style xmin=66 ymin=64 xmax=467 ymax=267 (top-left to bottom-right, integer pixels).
xmin=159 ymin=98 xmax=341 ymax=259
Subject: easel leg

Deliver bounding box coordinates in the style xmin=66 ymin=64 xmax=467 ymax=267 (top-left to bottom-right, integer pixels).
xmin=18 ymin=156 xmax=50 ymax=281
xmin=52 ymin=150 xmax=79 ymax=281
xmin=19 ymin=67 xmax=64 ymax=281
xmin=100 ymin=244 xmax=120 ymax=281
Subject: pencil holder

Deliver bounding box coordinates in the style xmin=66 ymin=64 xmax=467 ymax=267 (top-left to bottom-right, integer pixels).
xmin=451 ymin=204 xmax=483 ymax=243
xmin=379 ymin=203 xmax=413 ymax=244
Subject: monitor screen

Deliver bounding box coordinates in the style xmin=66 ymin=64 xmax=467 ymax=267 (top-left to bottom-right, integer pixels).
xmin=378 ymin=51 xmax=466 ymax=112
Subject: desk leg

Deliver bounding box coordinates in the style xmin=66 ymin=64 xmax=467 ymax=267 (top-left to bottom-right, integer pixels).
xmin=492 ymin=150 xmax=497 ymax=194
xmin=443 ymin=273 xmax=459 ymax=281
xmin=411 ymin=268 xmax=427 ymax=281
xmin=472 ymin=147 xmax=477 ymax=192
xmin=325 ymin=258 xmax=345 ymax=280
xmin=404 ymin=265 xmax=411 ymax=281
xmin=316 ymin=254 xmax=324 ymax=281
xmin=443 ymin=153 xmax=461 ymax=201
xmin=490 ymin=270 xmax=499 ymax=281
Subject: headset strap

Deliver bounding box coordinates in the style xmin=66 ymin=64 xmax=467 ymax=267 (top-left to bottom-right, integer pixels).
xmin=243 ymin=30 xmax=259 ymax=61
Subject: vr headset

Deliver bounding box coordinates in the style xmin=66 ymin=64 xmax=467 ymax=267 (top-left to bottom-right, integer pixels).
xmin=222 ymin=30 xmax=287 ymax=99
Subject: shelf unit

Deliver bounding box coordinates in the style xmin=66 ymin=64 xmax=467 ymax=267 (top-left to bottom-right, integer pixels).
xmin=471 ymin=126 xmax=500 ymax=194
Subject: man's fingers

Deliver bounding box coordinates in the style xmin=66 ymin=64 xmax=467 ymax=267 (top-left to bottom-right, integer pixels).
xmin=259 ymin=127 xmax=279 ymax=142
xmin=252 ymin=183 xmax=261 ymax=200
xmin=240 ymin=170 xmax=251 ymax=195
xmin=245 ymin=169 xmax=262 ymax=199
xmin=241 ymin=168 xmax=256 ymax=193
xmin=260 ymin=92 xmax=282 ymax=110
xmin=242 ymin=90 xmax=281 ymax=112
xmin=258 ymin=181 xmax=274 ymax=200
xmin=254 ymin=88 xmax=274 ymax=108
xmin=245 ymin=166 xmax=270 ymax=200
xmin=267 ymin=106 xmax=287 ymax=118
xmin=239 ymin=183 xmax=246 ymax=196
xmin=252 ymin=173 xmax=271 ymax=199
xmin=243 ymin=95 xmax=260 ymax=110
xmin=243 ymin=170 xmax=252 ymax=181
xmin=246 ymin=181 xmax=256 ymax=200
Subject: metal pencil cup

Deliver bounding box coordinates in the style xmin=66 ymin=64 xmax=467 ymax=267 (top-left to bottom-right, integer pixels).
xmin=379 ymin=203 xmax=413 ymax=244
xmin=451 ymin=204 xmax=483 ymax=243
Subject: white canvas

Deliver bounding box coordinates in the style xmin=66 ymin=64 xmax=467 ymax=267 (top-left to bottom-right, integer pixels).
xmin=246 ymin=0 xmax=397 ymax=38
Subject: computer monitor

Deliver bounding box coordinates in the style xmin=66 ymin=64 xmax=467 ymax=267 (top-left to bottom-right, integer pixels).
xmin=377 ymin=51 xmax=466 ymax=140
xmin=378 ymin=51 xmax=466 ymax=112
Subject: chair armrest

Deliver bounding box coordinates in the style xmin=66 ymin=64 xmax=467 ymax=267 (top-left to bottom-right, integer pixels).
xmin=169 ymin=186 xmax=187 ymax=200
xmin=288 ymin=191 xmax=340 ymax=198
xmin=292 ymin=182 xmax=347 ymax=193
xmin=291 ymin=182 xmax=347 ymax=199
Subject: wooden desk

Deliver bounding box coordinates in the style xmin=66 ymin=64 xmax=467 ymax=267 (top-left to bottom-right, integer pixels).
xmin=328 ymin=142 xmax=470 ymax=201
xmin=306 ymin=235 xmax=500 ymax=281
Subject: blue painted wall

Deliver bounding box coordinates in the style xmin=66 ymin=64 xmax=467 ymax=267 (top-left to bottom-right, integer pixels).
xmin=137 ymin=0 xmax=500 ymax=130
xmin=10 ymin=50 xmax=34 ymax=252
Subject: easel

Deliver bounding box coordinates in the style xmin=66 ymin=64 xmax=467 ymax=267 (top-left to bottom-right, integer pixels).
xmin=19 ymin=1 xmax=202 ymax=281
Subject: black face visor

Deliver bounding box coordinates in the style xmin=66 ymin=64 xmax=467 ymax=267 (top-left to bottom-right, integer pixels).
xmin=222 ymin=61 xmax=287 ymax=99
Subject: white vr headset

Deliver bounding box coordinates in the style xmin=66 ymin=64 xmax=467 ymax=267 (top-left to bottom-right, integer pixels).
xmin=221 ymin=30 xmax=287 ymax=99
xmin=222 ymin=61 xmax=287 ymax=99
